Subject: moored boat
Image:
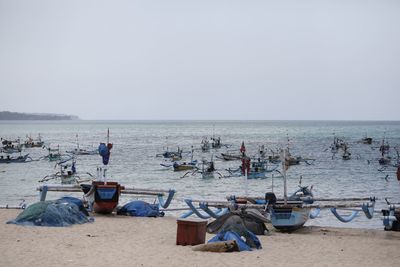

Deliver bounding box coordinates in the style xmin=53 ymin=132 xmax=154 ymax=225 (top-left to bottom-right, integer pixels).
xmin=0 ymin=154 xmax=31 ymax=164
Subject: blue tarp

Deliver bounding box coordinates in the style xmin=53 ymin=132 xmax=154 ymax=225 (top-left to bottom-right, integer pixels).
xmin=7 ymin=198 xmax=92 ymax=227
xmin=117 ymin=200 xmax=164 ymax=217
xmin=98 ymin=143 xmax=110 ymax=165
xmin=208 ymin=229 xmax=262 ymax=251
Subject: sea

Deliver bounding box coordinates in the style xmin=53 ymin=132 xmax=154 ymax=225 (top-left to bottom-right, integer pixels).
xmin=0 ymin=120 xmax=399 ymax=229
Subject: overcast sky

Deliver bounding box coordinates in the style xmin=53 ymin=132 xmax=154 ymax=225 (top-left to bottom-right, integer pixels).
xmin=0 ymin=0 xmax=399 ymax=120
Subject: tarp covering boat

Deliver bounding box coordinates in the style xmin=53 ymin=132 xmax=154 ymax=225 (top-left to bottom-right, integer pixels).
xmin=206 ymin=209 xmax=269 ymax=235
xmin=7 ymin=197 xmax=91 ymax=227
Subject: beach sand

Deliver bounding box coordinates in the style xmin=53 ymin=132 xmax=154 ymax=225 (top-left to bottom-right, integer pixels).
xmin=1 ymin=209 xmax=399 ymax=267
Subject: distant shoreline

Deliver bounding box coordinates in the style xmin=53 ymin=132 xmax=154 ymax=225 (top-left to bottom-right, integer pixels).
xmin=0 ymin=111 xmax=79 ymax=121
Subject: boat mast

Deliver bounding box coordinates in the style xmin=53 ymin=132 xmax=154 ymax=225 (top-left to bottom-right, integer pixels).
xmin=282 ymin=149 xmax=288 ymax=205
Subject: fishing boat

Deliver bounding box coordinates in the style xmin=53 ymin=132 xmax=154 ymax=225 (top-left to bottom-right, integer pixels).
xmin=24 ymin=134 xmax=44 ymax=148
xmin=381 ymin=198 xmax=400 ymax=231
xmin=379 ymin=136 xmax=390 ymax=153
xmin=361 ymin=136 xmax=373 ymax=145
xmin=378 ymin=152 xmax=391 ymax=165
xmin=0 ymin=153 xmax=31 ymax=164
xmin=158 ymin=147 xmax=182 ymax=160
xmin=43 ymin=145 xmax=65 ymax=161
xmin=66 ymin=135 xmax=97 ymax=155
xmin=173 ymin=160 xmax=198 ymax=171
xmin=181 ymin=157 xmax=221 ymax=179
xmin=226 ymin=158 xmax=279 ymax=179
xmin=201 ymin=138 xmax=210 ymax=152
xmin=1 ymin=138 xmax=22 ymax=154
xmin=330 ymin=135 xmax=346 ymax=153
xmin=218 ymin=143 xmax=245 ymax=161
xmin=211 ymin=136 xmax=222 ymax=149
xmin=219 ymin=152 xmax=242 ymax=161
xmin=39 ymin=157 xmax=91 ymax=184
xmin=342 ymin=144 xmax=351 ymax=160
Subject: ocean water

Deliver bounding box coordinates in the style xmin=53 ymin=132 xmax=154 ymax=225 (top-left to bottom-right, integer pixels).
xmin=0 ymin=120 xmax=399 ymax=229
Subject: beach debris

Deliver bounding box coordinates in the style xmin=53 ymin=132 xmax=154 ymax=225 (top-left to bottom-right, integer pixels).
xmin=192 ymin=240 xmax=239 ymax=252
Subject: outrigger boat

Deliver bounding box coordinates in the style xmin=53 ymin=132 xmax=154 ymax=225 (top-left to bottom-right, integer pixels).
xmin=379 ymin=136 xmax=390 ymax=153
xmin=24 ymin=134 xmax=44 ymax=148
xmin=382 ymin=199 xmax=400 ymax=231
xmin=39 ymin=157 xmax=92 ymax=184
xmin=1 ymin=138 xmax=22 ymax=154
xmin=181 ymin=157 xmax=221 ymax=179
xmin=378 ymin=151 xmax=391 ymax=165
xmin=157 ymin=147 xmax=182 ymax=160
xmin=226 ymin=157 xmax=279 ymax=179
xmin=173 ymin=161 xmax=198 ymax=171
xmin=43 ymin=145 xmax=67 ymax=161
xmin=219 ymin=152 xmax=242 ymax=161
xmin=0 ymin=153 xmax=32 ymax=164
xmin=330 ymin=135 xmax=346 ymax=153
xmin=361 ymin=136 xmax=373 ymax=145
xmin=201 ymin=138 xmax=210 ymax=152
xmin=342 ymin=144 xmax=351 ymax=160
xmin=181 ymin=149 xmax=376 ymax=232
xmin=66 ymin=135 xmax=97 ymax=155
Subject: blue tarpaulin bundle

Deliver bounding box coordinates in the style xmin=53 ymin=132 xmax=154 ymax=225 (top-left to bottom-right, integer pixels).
xmin=7 ymin=197 xmax=92 ymax=227
xmin=208 ymin=223 xmax=262 ymax=251
xmin=117 ymin=200 xmax=164 ymax=217
xmin=98 ymin=143 xmax=111 ymax=165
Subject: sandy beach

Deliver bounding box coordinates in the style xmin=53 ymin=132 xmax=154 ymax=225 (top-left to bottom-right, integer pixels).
xmin=0 ymin=209 xmax=399 ymax=267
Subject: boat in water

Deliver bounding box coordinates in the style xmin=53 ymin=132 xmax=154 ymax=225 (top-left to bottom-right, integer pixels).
xmin=0 ymin=153 xmax=32 ymax=164
xmin=173 ymin=160 xmax=197 ymax=171
xmin=66 ymin=135 xmax=97 ymax=155
xmin=24 ymin=134 xmax=44 ymax=148
xmin=1 ymin=138 xmax=22 ymax=154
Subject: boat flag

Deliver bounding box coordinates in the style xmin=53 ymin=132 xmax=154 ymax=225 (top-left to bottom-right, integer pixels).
xmin=98 ymin=143 xmax=111 ymax=165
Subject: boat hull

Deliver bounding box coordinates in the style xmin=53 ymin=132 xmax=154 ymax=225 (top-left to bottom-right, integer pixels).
xmin=91 ymin=181 xmax=121 ymax=214
xmin=270 ymin=206 xmax=310 ymax=232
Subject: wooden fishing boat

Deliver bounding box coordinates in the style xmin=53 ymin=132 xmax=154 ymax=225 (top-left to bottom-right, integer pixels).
xmin=43 ymin=145 xmax=66 ymax=161
xmin=378 ymin=155 xmax=391 ymax=165
xmin=342 ymin=148 xmax=351 ymax=160
xmin=24 ymin=134 xmax=44 ymax=148
xmin=361 ymin=137 xmax=372 ymax=145
xmin=39 ymin=157 xmax=91 ymax=184
xmin=173 ymin=160 xmax=197 ymax=171
xmin=211 ymin=137 xmax=222 ymax=149
xmin=219 ymin=152 xmax=242 ymax=161
xmin=0 ymin=154 xmax=31 ymax=164
xmin=89 ymin=180 xmax=122 ymax=214
xmin=66 ymin=135 xmax=97 ymax=155
xmin=66 ymin=147 xmax=97 ymax=155
xmin=201 ymin=138 xmax=210 ymax=152
xmin=226 ymin=159 xmax=279 ymax=179
xmin=181 ymin=157 xmax=221 ymax=179
xmin=1 ymin=138 xmax=22 ymax=154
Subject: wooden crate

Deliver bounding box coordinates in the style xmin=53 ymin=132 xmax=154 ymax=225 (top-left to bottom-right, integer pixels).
xmin=176 ymin=218 xmax=208 ymax=246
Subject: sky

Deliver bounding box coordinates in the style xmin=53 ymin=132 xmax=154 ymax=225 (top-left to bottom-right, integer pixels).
xmin=0 ymin=0 xmax=399 ymax=120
